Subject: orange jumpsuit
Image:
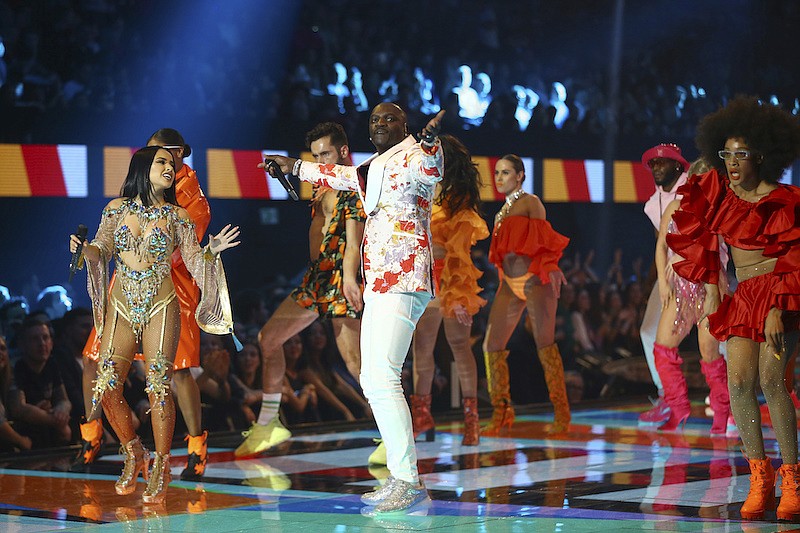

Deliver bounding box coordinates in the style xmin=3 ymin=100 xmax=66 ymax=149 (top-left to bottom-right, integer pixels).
xmin=82 ymin=164 xmax=211 ymax=369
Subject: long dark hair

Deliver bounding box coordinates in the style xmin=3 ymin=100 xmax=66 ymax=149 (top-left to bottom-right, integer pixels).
xmin=120 ymin=146 xmax=178 ymax=206
xmin=438 ymin=134 xmax=482 ymax=215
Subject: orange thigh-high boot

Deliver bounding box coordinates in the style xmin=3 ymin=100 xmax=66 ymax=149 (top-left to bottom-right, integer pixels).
xmin=482 ymin=350 xmax=514 ymax=436
xmin=653 ymin=343 xmax=691 ymax=431
xmin=700 ymin=357 xmax=731 ymax=435
xmin=537 ymin=343 xmax=570 ymax=434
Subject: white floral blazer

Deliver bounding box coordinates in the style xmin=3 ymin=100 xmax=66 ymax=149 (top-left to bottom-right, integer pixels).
xmin=297 ymin=135 xmax=443 ymax=295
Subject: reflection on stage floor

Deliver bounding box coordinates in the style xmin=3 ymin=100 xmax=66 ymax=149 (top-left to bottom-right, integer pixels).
xmin=0 ymin=399 xmax=791 ymax=532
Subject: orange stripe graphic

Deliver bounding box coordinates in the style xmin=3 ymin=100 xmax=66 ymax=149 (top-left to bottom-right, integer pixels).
xmin=0 ymin=144 xmax=31 ymax=196
xmin=207 ymin=149 xmax=242 ymax=198
xmin=543 ymin=159 xmax=568 ymax=202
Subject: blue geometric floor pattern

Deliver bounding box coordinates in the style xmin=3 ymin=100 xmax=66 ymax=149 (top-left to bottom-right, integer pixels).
xmin=0 ymin=400 xmax=795 ymax=532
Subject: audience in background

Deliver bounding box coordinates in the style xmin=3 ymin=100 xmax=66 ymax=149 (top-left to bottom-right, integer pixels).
xmin=8 ymin=316 xmax=71 ymax=448
xmin=2 ymin=1 xmax=798 ymax=156
xmin=0 ymin=335 xmax=31 ymax=451
xmin=281 ymin=334 xmax=320 ymax=425
xmin=51 ymin=307 xmax=93 ymax=437
xmin=230 ymin=338 xmax=264 ymax=429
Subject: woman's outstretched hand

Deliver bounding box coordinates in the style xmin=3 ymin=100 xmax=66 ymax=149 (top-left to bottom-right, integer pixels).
xmin=209 ymin=224 xmax=241 ymax=255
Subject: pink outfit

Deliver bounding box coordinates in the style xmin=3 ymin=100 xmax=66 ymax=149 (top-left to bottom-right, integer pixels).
xmin=643 ymin=173 xmax=688 ymax=230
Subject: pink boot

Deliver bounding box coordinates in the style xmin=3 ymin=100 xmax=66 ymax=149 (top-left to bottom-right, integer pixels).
xmin=701 ymin=357 xmax=731 ymax=435
xmin=654 ymin=344 xmax=690 ymax=431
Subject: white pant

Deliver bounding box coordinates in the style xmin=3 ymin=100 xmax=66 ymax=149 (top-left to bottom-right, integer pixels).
xmin=360 ymin=291 xmax=430 ymax=484
xmin=640 ymin=283 xmax=663 ymax=394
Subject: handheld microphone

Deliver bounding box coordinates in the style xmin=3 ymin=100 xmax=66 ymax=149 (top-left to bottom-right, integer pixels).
xmin=69 ymin=224 xmax=88 ymax=282
xmin=265 ymin=160 xmax=299 ymax=201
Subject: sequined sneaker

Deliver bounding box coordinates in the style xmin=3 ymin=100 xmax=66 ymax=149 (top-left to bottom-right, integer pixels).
xmin=234 ymin=418 xmax=292 ymax=457
xmin=374 ymin=479 xmax=430 ymax=513
xmin=361 ymin=475 xmax=397 ymax=505
xmin=638 ymin=396 xmax=671 ymax=425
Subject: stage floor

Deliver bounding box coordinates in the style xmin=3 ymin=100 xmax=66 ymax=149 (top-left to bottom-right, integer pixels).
xmin=0 ymin=400 xmax=793 ymax=532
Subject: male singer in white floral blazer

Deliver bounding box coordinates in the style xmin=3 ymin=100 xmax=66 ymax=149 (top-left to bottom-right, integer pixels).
xmin=263 ymin=103 xmax=445 ymax=513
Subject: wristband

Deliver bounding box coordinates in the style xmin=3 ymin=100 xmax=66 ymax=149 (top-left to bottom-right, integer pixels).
xmin=292 ymin=159 xmax=303 ymax=176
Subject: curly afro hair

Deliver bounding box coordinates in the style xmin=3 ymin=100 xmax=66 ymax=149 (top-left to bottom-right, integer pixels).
xmin=695 ymin=95 xmax=800 ymax=184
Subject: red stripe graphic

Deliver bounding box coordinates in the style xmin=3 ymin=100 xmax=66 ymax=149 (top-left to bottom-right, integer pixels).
xmin=231 ymin=150 xmax=268 ymax=199
xmin=21 ymin=145 xmax=66 ymax=196
xmin=486 ymin=156 xmax=504 ymax=200
xmin=562 ymin=160 xmax=590 ymax=202
xmin=632 ymin=163 xmax=655 ymax=202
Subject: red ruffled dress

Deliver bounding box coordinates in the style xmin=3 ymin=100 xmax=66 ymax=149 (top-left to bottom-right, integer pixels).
xmin=488 ymin=215 xmax=570 ymax=285
xmin=430 ymin=203 xmax=489 ymax=318
xmin=666 ymin=169 xmax=800 ymax=342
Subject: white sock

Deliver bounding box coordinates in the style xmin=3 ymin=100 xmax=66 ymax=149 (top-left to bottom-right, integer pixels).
xmin=256 ymin=393 xmax=281 ymax=426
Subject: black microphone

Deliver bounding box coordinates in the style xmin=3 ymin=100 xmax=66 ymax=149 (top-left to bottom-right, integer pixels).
xmin=265 ymin=160 xmax=299 ymax=201
xmin=69 ymin=224 xmax=88 ymax=282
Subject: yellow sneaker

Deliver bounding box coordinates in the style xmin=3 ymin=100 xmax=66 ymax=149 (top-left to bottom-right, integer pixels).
xmin=234 ymin=419 xmax=292 ymax=457
xmin=368 ymin=439 xmax=386 ymax=465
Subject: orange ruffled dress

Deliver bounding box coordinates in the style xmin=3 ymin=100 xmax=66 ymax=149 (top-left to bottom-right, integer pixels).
xmin=666 ymin=169 xmax=800 ymax=342
xmin=430 ymin=203 xmax=489 ymax=318
xmin=488 ymin=215 xmax=570 ymax=284
xmin=82 ymin=165 xmax=211 ymax=369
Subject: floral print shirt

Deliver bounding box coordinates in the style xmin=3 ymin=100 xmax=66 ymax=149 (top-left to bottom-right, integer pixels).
xmin=297 ymin=136 xmax=443 ymax=295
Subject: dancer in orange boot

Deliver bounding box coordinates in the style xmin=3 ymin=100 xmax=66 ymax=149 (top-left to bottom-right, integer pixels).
xmin=483 ymin=155 xmax=570 ymax=436
xmin=667 ymin=97 xmax=800 ymax=521
xmin=652 ymin=157 xmax=732 ymax=433
xmin=411 ymin=135 xmax=488 ymax=446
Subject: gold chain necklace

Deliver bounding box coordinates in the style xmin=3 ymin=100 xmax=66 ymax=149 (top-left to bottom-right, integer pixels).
xmin=494 ymin=188 xmax=526 ymax=234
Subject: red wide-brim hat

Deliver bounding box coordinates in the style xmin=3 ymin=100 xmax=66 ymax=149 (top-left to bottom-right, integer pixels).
xmin=641 ymin=143 xmax=690 ymax=171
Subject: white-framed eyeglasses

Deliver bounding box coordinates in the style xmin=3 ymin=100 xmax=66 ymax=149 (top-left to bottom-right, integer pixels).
xmin=718 ymin=149 xmax=753 ymax=161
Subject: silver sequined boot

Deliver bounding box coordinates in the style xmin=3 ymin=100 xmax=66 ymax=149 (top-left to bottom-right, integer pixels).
xmin=361 ymin=475 xmax=396 ymax=505
xmin=374 ymin=479 xmax=430 ymax=513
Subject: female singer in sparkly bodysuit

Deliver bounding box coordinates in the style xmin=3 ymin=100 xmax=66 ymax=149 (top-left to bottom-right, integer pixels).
xmin=70 ymin=147 xmax=239 ymax=504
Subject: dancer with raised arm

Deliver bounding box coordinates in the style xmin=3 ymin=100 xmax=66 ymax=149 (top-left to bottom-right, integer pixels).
xmin=262 ymin=103 xmax=445 ymax=514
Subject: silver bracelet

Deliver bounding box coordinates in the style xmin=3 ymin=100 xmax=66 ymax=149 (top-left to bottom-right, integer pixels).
xmin=292 ymin=159 xmax=302 ymax=176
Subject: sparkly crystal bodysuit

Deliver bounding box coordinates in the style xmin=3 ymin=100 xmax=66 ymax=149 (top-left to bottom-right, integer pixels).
xmin=85 ymin=198 xmax=233 ymax=435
